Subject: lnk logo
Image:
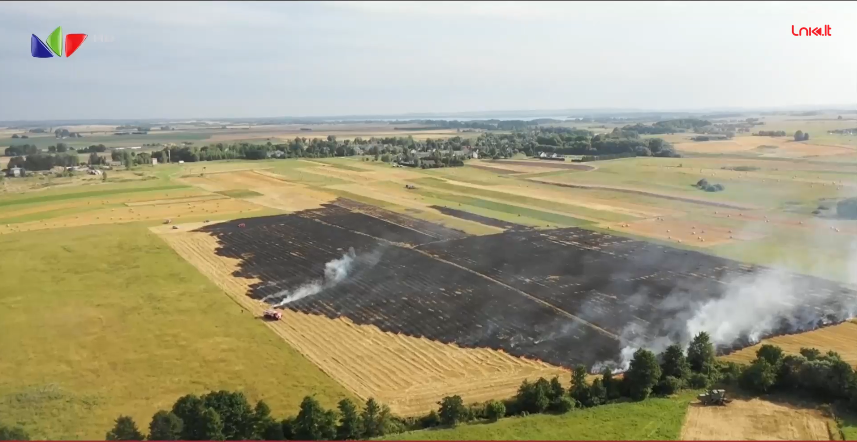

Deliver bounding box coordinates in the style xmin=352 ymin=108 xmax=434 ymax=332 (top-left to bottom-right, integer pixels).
xmin=792 ymin=25 xmax=832 ymax=36
xmin=31 ymin=26 xmax=87 ymax=58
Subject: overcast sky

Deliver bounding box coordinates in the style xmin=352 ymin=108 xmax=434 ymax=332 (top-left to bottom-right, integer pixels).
xmin=0 ymin=1 xmax=855 ymax=121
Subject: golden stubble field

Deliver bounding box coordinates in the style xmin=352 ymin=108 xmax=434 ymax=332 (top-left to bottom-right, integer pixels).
xmin=680 ymin=397 xmax=832 ymax=441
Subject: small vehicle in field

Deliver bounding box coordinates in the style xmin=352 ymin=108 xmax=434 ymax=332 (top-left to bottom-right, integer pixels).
xmin=238 ymin=223 xmax=246 ymax=228
xmin=263 ymin=309 xmax=282 ymax=321
xmin=697 ymin=389 xmax=732 ymax=406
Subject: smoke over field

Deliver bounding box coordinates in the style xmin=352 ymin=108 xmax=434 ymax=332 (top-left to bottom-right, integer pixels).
xmin=196 ymin=200 xmax=857 ymax=370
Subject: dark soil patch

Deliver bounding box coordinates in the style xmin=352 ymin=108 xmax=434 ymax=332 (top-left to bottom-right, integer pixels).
xmin=431 ymin=205 xmax=529 ymax=231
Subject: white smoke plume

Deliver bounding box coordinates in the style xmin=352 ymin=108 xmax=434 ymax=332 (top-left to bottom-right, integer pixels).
xmin=595 ymin=214 xmax=857 ymax=373
xmin=264 ymin=247 xmax=358 ymax=307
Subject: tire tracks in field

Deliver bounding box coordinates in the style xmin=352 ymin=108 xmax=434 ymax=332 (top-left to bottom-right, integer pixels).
xmin=411 ymin=247 xmax=620 ymax=342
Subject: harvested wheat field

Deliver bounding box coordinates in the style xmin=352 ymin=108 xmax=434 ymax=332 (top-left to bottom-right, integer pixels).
xmin=607 ymin=217 xmax=762 ymax=247
xmin=722 ymin=321 xmax=857 ymax=366
xmin=680 ymin=397 xmax=832 ymax=440
xmin=675 ymin=135 xmax=857 ymax=158
xmin=154 ymin=223 xmax=569 ymax=416
xmin=180 ymin=170 xmax=338 ymax=212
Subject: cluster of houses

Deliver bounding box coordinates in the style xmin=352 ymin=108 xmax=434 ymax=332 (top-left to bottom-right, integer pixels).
xmin=5 ymin=165 xmax=103 ymax=178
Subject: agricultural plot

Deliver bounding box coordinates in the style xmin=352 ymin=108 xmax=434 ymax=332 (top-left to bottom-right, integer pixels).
xmin=674 ymin=134 xmax=857 ymax=158
xmin=155 ymin=220 xmax=568 ymax=416
xmin=680 ymin=398 xmax=832 ymax=441
xmin=193 ymin=206 xmax=621 ymax=369
xmin=157 ymin=195 xmax=857 ymax=419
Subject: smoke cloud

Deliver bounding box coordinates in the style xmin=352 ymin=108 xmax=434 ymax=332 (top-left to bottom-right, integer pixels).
xmin=264 ymin=247 xmax=359 ymax=307
xmin=593 ymin=216 xmax=857 ymax=373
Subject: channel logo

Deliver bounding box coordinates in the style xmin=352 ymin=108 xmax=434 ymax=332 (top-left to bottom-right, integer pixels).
xmin=31 ymin=26 xmax=87 ymax=58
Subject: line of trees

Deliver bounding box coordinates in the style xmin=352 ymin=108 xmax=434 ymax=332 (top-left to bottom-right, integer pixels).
xmin=754 ymin=130 xmax=788 ymax=137
xmin=7 ymin=153 xmax=80 ymax=171
xmin=499 ymin=127 xmax=678 ymax=158
xmin=620 ymin=119 xmax=711 ymax=135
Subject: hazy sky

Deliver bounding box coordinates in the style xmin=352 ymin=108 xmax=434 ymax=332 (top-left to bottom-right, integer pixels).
xmin=1 ymin=1 xmax=855 ymax=120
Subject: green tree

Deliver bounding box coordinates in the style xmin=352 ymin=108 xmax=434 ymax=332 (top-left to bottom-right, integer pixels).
xmin=199 ymin=408 xmax=225 ymax=441
xmin=437 ymin=395 xmax=467 ymax=427
xmin=660 ymin=344 xmax=691 ymax=380
xmin=756 ymin=344 xmax=785 ymax=366
xmin=794 ymin=130 xmax=804 ymax=141
xmin=0 ymin=424 xmax=30 ymax=441
xmin=336 ymin=399 xmax=362 ymax=440
xmin=626 ymin=349 xmax=662 ymax=401
xmin=601 ymin=368 xmax=622 ymax=400
xmin=295 ymin=396 xmax=336 ymax=441
xmin=777 ymin=354 xmax=807 ymax=389
xmin=687 ymin=332 xmax=716 ymax=374
xmin=515 ymin=378 xmax=550 ymax=414
xmin=589 ymin=378 xmax=607 ymax=405
xmin=359 ymin=398 xmax=391 ymax=438
xmin=252 ymin=400 xmax=279 ymax=440
xmin=800 ymin=348 xmax=822 ymax=361
xmin=172 ymin=394 xmax=209 ymax=440
xmin=202 ymin=390 xmax=255 ymax=440
xmin=654 ymin=376 xmax=683 ymax=396
xmin=148 ymin=410 xmax=183 ymax=441
xmin=106 ymin=416 xmax=145 ymax=441
xmin=548 ymin=376 xmax=565 ymax=402
xmin=420 ymin=410 xmax=440 ymax=428
xmin=484 ymin=400 xmax=506 ymax=422
xmin=280 ymin=417 xmax=295 ymax=440
xmin=741 ymin=359 xmax=777 ymax=393
xmin=570 ymin=365 xmax=592 ymax=407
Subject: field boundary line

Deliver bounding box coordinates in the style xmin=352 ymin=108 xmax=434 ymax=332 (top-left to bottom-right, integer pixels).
xmin=411 ymin=247 xmax=620 ymax=342
xmin=330 ymin=199 xmax=443 ymax=241
xmin=527 ymin=178 xmax=757 ymax=210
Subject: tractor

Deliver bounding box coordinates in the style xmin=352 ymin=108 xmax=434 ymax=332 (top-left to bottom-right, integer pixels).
xmin=697 ymin=389 xmax=732 ymax=406
xmin=263 ymin=309 xmax=282 ymax=321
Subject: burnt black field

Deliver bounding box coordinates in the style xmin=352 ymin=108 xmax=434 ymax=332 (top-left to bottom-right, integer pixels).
xmin=195 ymin=200 xmax=857 ymax=368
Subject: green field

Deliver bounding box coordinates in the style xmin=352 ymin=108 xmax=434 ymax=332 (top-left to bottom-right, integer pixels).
xmin=410 ymin=177 xmax=636 ymax=223
xmin=385 ymin=393 xmax=694 ymax=441
xmin=0 ymin=223 xmax=353 ymax=439
xmin=214 ymin=189 xmax=263 ymax=198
